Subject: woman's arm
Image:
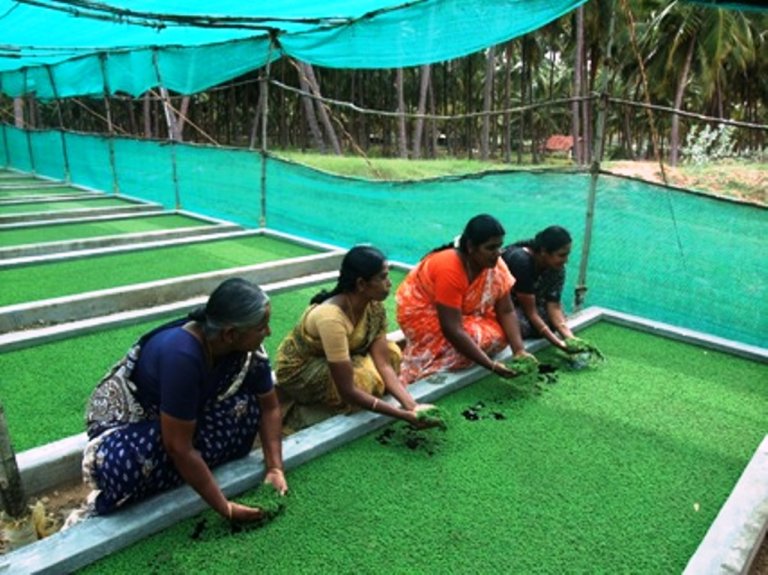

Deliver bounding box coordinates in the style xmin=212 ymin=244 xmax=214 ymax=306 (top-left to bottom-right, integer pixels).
xmin=257 ymin=389 xmax=288 ymax=494
xmin=515 ymin=292 xmax=567 ymax=350
xmin=436 ymin=303 xmax=500 ymax=371
xmin=494 ymin=295 xmax=532 ymax=354
xmin=546 ymin=301 xmax=574 ymax=339
xmin=369 ymin=336 xmax=416 ymax=411
xmin=161 ymin=414 xmax=264 ymax=522
xmin=328 ymin=360 xmax=421 ymax=425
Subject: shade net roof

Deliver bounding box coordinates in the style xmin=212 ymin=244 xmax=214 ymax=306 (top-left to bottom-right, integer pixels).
xmin=0 ymin=0 xmax=586 ymax=99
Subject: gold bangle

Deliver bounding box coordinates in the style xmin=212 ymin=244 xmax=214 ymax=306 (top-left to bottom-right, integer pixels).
xmin=268 ymin=467 xmax=284 ymax=475
xmin=227 ymin=502 xmax=233 ymax=521
xmin=371 ymin=398 xmax=380 ymax=411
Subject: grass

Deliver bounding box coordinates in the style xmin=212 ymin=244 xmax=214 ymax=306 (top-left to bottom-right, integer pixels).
xmin=273 ymin=150 xmax=574 ymax=180
xmin=0 ymin=197 xmax=133 ymax=215
xmin=0 ymin=270 xmax=405 ymax=451
xmin=0 ymin=235 xmax=317 ymax=306
xmin=81 ymin=322 xmax=767 ymax=574
xmin=0 ymin=214 xmax=212 ymax=247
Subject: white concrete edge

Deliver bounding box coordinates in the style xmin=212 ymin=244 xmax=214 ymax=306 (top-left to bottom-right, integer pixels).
xmin=0 ymin=228 xmax=256 ymax=268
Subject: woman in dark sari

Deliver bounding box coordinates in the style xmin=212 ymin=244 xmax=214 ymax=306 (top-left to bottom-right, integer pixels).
xmin=83 ymin=278 xmax=286 ymax=524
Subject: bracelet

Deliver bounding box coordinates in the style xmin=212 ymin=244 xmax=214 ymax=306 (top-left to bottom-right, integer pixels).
xmin=371 ymin=398 xmax=380 ymax=411
xmin=489 ymin=361 xmax=498 ymax=373
xmin=227 ymin=501 xmax=233 ymax=521
xmin=267 ymin=467 xmax=284 ymax=475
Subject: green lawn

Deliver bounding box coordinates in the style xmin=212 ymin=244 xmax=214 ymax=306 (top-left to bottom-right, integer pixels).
xmin=82 ymin=322 xmax=767 ymax=574
xmin=0 ymin=235 xmax=317 ymax=306
xmin=0 ymin=214 xmax=212 ymax=247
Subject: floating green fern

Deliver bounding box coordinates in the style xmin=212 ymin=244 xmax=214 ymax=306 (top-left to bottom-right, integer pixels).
xmin=414 ymin=405 xmax=449 ymax=430
xmin=560 ymin=337 xmax=605 ymax=369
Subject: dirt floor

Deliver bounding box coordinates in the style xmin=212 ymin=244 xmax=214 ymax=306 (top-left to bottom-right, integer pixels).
xmin=605 ymin=160 xmax=767 ymax=205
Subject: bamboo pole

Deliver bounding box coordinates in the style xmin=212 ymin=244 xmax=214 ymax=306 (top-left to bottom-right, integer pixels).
xmin=574 ymin=3 xmax=617 ymax=312
xmin=22 ymin=70 xmax=36 ymax=175
xmin=46 ymin=65 xmax=72 ymax=183
xmin=259 ymin=34 xmax=276 ymax=228
xmin=99 ymin=53 xmax=121 ymax=195
xmin=153 ymin=49 xmax=181 ymax=210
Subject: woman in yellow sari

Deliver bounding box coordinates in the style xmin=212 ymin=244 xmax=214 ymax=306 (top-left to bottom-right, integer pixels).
xmin=396 ymin=214 xmax=533 ymax=384
xmin=276 ymin=246 xmax=437 ymax=431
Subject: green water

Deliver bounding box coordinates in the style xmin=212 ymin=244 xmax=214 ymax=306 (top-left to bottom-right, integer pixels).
xmin=0 ymin=270 xmax=405 ymax=451
xmin=0 ymin=235 xmax=316 ymax=306
xmin=0 ymin=197 xmax=133 ymax=214
xmin=82 ymin=322 xmax=768 ymax=574
xmin=0 ymin=214 xmax=212 ymax=247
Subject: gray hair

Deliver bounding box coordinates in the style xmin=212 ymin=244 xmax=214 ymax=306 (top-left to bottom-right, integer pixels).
xmin=189 ymin=277 xmax=270 ymax=337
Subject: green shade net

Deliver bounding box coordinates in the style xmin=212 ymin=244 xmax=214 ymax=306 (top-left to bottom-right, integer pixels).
xmin=4 ymin=129 xmax=765 ymax=348
xmin=0 ymin=0 xmax=586 ymax=98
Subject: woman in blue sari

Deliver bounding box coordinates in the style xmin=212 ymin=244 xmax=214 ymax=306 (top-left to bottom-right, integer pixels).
xmin=83 ymin=278 xmax=286 ymax=524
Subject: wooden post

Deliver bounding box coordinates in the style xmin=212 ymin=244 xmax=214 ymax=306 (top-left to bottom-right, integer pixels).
xmin=0 ymin=401 xmax=27 ymax=518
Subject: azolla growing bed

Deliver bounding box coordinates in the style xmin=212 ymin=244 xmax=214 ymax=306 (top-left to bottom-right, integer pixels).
xmin=0 ymin=197 xmax=135 ymax=216
xmin=0 ymin=234 xmax=319 ymax=307
xmin=6 ymin=310 xmax=761 ymax=575
xmin=0 ymin=271 xmax=406 ymax=452
xmin=0 ymin=213 xmax=213 ymax=247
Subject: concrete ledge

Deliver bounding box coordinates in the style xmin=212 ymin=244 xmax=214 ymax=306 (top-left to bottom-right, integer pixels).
xmin=683 ymin=435 xmax=768 ymax=575
xmin=0 ymin=204 xmax=162 ymax=225
xmin=0 ymin=223 xmax=243 ymax=261
xmin=0 ymin=250 xmax=344 ymax=333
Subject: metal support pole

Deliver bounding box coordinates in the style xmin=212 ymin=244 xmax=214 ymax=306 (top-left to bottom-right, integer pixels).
xmin=99 ymin=53 xmax=120 ymax=194
xmin=46 ymin=65 xmax=71 ymax=182
xmin=574 ymin=3 xmax=616 ymax=312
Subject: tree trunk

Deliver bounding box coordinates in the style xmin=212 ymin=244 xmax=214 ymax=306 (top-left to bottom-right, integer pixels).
xmin=481 ymin=47 xmax=495 ymax=161
xmin=503 ymin=43 xmax=512 ymax=164
xmin=298 ymin=63 xmax=325 ymax=152
xmin=0 ymin=402 xmax=26 ymax=518
xmin=396 ymin=68 xmax=408 ymax=159
xmin=670 ymin=35 xmax=696 ymax=166
xmin=571 ymin=6 xmax=585 ymax=165
xmin=302 ymin=64 xmax=342 ymax=155
xmin=13 ymin=98 xmax=24 ymax=128
xmin=143 ymin=93 xmax=152 ymax=138
xmin=412 ymin=64 xmax=431 ymax=159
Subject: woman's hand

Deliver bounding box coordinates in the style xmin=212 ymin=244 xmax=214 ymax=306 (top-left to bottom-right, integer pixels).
xmin=264 ymin=467 xmax=288 ymax=495
xmin=407 ymin=404 xmax=447 ymax=430
xmin=227 ymin=501 xmax=266 ymax=524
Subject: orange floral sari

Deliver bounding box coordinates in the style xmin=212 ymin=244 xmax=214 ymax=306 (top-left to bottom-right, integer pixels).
xmin=396 ymin=249 xmax=514 ymax=384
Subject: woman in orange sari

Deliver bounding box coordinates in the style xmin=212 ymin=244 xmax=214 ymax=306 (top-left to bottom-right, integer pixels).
xmin=396 ymin=214 xmax=532 ymax=384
